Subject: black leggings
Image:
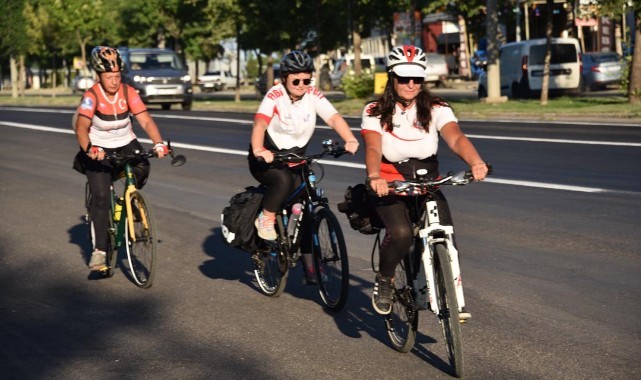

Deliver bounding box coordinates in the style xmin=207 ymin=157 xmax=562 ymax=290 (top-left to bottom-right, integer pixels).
xmin=76 ymin=140 xmax=150 ymax=251
xmin=375 ymin=191 xmax=453 ymax=278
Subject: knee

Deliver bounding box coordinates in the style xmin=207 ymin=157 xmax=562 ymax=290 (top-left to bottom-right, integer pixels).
xmin=91 ymin=189 xmax=110 ymax=208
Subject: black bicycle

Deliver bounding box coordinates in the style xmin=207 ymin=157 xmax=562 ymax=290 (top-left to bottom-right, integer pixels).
xmin=371 ymin=167 xmax=491 ymax=378
xmin=252 ymin=140 xmax=350 ymax=311
xmin=84 ymin=143 xmax=185 ymax=287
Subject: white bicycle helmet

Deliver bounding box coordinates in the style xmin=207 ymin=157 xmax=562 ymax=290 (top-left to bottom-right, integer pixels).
xmin=386 ymin=45 xmax=428 ymax=78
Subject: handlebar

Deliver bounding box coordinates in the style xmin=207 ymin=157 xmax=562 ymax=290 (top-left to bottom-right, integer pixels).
xmin=106 ymin=141 xmax=186 ymax=167
xmin=258 ymin=139 xmax=349 ymax=164
xmin=386 ymin=164 xmax=493 ymax=195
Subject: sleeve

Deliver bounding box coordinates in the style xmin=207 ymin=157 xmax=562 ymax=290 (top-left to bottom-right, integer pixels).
xmin=76 ymin=91 xmax=97 ymax=120
xmin=360 ymin=102 xmax=383 ymax=135
xmin=255 ymin=92 xmax=277 ymax=124
xmin=126 ymin=85 xmax=147 ymax=115
xmin=432 ymin=105 xmax=458 ymax=132
xmin=311 ymin=88 xmax=339 ymax=123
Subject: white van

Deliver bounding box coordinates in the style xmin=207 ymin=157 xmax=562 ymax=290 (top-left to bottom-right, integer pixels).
xmin=330 ymin=54 xmax=375 ymax=89
xmin=478 ymin=38 xmax=582 ymax=98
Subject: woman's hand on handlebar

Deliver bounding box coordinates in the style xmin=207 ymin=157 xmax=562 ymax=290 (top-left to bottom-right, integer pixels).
xmin=368 ymin=176 xmax=389 ymax=197
xmin=154 ymin=142 xmax=169 ymax=159
xmin=470 ymin=162 xmax=489 ymax=181
xmin=254 ymin=149 xmax=274 ymax=163
xmin=344 ymin=140 xmax=359 ymax=154
xmin=87 ymin=146 xmax=105 ymax=161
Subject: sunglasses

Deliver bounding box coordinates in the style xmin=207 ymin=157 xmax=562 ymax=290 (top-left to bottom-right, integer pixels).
xmin=394 ymin=75 xmax=424 ymax=85
xmin=291 ymin=78 xmax=312 ymax=86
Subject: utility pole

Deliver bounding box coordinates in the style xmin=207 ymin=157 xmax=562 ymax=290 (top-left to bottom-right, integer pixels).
xmin=482 ymin=0 xmax=507 ymax=103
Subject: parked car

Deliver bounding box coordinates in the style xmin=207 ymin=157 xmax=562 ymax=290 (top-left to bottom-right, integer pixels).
xmin=477 ymin=37 xmax=582 ymax=99
xmin=197 ymin=70 xmax=236 ymax=92
xmin=425 ymin=53 xmax=448 ymax=87
xmin=71 ymin=74 xmax=95 ymax=94
xmin=581 ymin=52 xmax=625 ymax=92
xmin=330 ymin=54 xmax=375 ymax=89
xmin=119 ymin=47 xmax=193 ymax=110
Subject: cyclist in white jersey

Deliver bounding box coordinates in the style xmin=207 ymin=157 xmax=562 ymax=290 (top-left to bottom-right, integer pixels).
xmin=249 ymin=51 xmax=359 ymax=283
xmin=362 ymin=45 xmax=489 ymax=315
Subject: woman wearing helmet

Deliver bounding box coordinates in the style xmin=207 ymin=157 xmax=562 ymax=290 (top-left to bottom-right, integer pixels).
xmin=73 ymin=46 xmax=169 ymax=271
xmin=362 ymin=45 xmax=489 ymax=315
xmin=248 ymin=50 xmax=359 ymax=283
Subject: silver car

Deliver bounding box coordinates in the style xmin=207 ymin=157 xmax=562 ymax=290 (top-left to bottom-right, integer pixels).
xmin=425 ymin=53 xmax=448 ymax=87
xmin=581 ymin=52 xmax=624 ymax=92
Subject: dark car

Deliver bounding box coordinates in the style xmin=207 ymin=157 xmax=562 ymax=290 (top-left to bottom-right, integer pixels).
xmin=119 ymin=47 xmax=193 ymax=110
xmin=255 ymin=65 xmax=281 ymax=95
xmin=581 ymin=52 xmax=625 ymax=92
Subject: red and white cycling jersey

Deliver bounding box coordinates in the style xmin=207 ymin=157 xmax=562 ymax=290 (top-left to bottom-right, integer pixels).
xmin=255 ymin=84 xmax=338 ymax=151
xmin=361 ymin=102 xmax=458 ymax=181
xmin=76 ymin=83 xmax=147 ymax=149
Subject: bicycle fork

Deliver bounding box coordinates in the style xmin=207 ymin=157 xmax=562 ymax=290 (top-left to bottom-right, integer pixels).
xmin=414 ymin=200 xmax=467 ymax=313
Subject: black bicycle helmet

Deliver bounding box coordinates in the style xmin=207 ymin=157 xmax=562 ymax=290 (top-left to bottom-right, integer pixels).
xmin=280 ymin=51 xmax=314 ymax=75
xmin=91 ymin=46 xmax=124 ymax=73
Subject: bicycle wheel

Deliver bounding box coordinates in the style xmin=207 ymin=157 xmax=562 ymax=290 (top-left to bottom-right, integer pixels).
xmin=385 ymin=255 xmax=418 ymax=353
xmin=124 ymin=190 xmax=157 ymax=288
xmin=312 ymin=207 xmax=349 ymax=311
xmin=253 ymin=243 xmax=289 ymax=297
xmin=434 ymin=243 xmax=464 ymax=378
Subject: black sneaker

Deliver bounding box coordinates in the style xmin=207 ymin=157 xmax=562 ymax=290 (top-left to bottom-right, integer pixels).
xmin=372 ymin=274 xmax=394 ymax=315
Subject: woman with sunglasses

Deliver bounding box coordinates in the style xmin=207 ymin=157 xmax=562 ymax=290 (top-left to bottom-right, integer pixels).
xmin=361 ymin=45 xmax=489 ymax=315
xmin=248 ymin=50 xmax=359 ymax=283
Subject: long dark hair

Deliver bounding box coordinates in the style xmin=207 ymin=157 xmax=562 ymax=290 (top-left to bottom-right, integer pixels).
xmin=367 ymin=73 xmax=450 ymax=132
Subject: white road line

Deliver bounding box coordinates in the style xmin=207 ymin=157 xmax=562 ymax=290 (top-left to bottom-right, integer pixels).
xmin=0 ymin=120 xmax=626 ymax=194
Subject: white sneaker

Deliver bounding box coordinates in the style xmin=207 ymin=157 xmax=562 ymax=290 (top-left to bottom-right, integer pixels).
xmin=88 ymin=250 xmax=107 ymax=271
xmin=255 ymin=212 xmax=277 ymax=240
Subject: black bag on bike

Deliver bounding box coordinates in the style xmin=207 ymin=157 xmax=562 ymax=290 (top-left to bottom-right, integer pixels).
xmin=337 ymin=183 xmax=381 ymax=235
xmin=221 ymin=186 xmax=264 ymax=252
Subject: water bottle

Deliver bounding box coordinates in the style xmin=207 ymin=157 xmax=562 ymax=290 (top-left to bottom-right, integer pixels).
xmin=114 ymin=197 xmax=123 ymax=221
xmin=287 ymin=203 xmax=303 ymax=237
xmin=308 ymin=173 xmax=316 ymax=189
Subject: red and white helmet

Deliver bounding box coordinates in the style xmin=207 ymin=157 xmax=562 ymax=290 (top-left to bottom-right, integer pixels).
xmin=386 ymin=45 xmax=428 ymax=78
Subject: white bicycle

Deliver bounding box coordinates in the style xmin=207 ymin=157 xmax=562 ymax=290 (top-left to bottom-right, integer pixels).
xmin=371 ymin=166 xmax=491 ymax=378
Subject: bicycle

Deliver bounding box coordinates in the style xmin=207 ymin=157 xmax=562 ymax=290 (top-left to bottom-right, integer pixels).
xmin=84 ymin=142 xmax=186 ymax=288
xmin=252 ymin=140 xmax=350 ymax=311
xmin=370 ymin=166 xmax=492 ymax=378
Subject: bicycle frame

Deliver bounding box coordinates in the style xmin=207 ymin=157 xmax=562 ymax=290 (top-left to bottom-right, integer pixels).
xmin=415 ymin=198 xmax=466 ymax=314
xmin=109 ymin=163 xmax=146 ymax=249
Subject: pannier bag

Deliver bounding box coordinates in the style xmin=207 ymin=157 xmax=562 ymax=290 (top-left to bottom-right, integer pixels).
xmin=221 ymin=186 xmax=264 ymax=252
xmin=337 ymin=183 xmax=381 ymax=235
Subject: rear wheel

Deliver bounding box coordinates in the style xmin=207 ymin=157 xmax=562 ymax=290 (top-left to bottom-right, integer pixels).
xmin=125 ymin=190 xmax=157 ymax=288
xmin=434 ymin=243 xmax=464 ymax=378
xmin=253 ymin=243 xmax=289 ymax=297
xmin=312 ymin=207 xmax=349 ymax=311
xmin=386 ymin=255 xmax=418 ymax=353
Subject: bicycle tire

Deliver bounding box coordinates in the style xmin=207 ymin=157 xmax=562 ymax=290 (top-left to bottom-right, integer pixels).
xmin=253 ymin=244 xmax=289 ymax=297
xmin=125 ymin=190 xmax=157 ymax=288
xmin=312 ymin=207 xmax=349 ymax=311
xmin=434 ymin=243 xmax=464 ymax=378
xmin=385 ymin=254 xmax=418 ymax=353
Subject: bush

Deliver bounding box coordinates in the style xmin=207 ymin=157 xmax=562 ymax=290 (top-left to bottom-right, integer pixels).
xmin=341 ymin=73 xmax=374 ymax=99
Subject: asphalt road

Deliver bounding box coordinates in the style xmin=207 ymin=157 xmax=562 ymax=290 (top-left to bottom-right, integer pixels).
xmin=1 ymin=107 xmax=640 ymax=379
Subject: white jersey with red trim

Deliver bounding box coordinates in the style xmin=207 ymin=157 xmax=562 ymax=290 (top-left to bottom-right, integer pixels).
xmin=254 ymin=84 xmax=338 ymax=150
xmin=361 ymin=102 xmax=457 ymax=162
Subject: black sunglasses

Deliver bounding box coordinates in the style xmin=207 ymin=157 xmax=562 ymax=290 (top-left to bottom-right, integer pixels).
xmin=291 ymin=78 xmax=312 ymax=86
xmin=394 ymin=74 xmax=424 ymax=85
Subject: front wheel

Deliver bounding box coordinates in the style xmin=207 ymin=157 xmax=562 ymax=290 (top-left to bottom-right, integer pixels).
xmin=125 ymin=190 xmax=157 ymax=288
xmin=386 ymin=255 xmax=418 ymax=352
xmin=434 ymin=243 xmax=464 ymax=378
xmin=312 ymin=207 xmax=349 ymax=311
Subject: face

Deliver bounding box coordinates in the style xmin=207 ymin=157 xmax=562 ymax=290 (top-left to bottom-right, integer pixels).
xmin=285 ymin=72 xmax=312 ymax=98
xmin=393 ymin=74 xmax=424 ymax=102
xmin=99 ymin=71 xmax=122 ymax=95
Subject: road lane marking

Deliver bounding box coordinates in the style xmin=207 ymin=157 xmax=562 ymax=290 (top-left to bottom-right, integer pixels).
xmin=0 ymin=120 xmax=628 ymax=194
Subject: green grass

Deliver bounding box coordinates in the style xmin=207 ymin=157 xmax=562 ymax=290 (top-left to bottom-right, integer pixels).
xmin=2 ymin=93 xmax=640 ymax=122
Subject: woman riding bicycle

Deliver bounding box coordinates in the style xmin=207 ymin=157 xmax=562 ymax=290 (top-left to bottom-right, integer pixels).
xmin=249 ymin=50 xmax=359 ymax=282
xmin=73 ymin=46 xmax=169 ymax=271
xmin=362 ymin=45 xmax=489 ymax=315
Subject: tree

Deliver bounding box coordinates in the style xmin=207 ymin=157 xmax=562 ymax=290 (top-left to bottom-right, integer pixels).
xmin=540 ymin=0 xmax=554 ymax=105
xmin=0 ymin=0 xmax=29 ymax=97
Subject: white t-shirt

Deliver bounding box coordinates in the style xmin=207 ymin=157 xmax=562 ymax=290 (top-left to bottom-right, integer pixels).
xmin=255 ymin=84 xmax=338 ymax=150
xmin=361 ymin=102 xmax=457 ymax=162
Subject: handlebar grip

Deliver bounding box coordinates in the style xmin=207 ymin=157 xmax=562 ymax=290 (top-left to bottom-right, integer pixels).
xmin=486 ymin=163 xmax=493 ymax=176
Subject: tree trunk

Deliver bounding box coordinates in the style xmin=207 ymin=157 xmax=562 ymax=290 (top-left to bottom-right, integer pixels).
xmin=353 ymin=30 xmax=362 ymax=76
xmin=628 ymin=14 xmax=641 ymax=104
xmin=19 ymin=55 xmax=25 ymax=97
xmin=10 ymin=55 xmax=18 ymax=98
xmin=540 ymin=0 xmax=554 ymax=106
